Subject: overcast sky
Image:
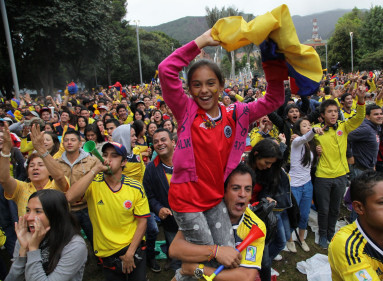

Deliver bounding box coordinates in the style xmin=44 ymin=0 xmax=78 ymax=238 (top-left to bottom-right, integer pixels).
xmin=126 ymin=0 xmax=380 ymax=26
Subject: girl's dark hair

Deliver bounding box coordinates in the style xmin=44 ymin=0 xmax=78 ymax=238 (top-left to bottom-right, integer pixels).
xmin=292 ymin=118 xmax=318 ymax=167
xmin=187 ymin=60 xmax=224 ymax=88
xmin=102 ymin=113 xmax=114 ymax=125
xmin=29 ymin=190 xmax=80 ymax=274
xmin=44 ymin=123 xmax=55 ymax=132
xmin=44 ymin=132 xmax=60 ymax=156
xmin=247 ymin=139 xmax=283 ymax=195
xmin=76 ymin=116 xmax=88 ymax=129
xmin=133 ymin=120 xmax=145 ymax=136
xmin=161 ymin=119 xmax=175 ymax=132
xmin=133 ymin=109 xmax=145 ymax=121
xmin=84 ymin=123 xmax=104 ymax=143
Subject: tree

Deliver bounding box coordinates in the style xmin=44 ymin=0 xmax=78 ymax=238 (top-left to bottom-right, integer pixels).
xmin=205 ymin=5 xmax=243 ymax=77
xmin=358 ymin=49 xmax=383 ymax=69
xmin=359 ymin=6 xmax=383 ymax=55
xmin=327 ymin=8 xmax=364 ymax=72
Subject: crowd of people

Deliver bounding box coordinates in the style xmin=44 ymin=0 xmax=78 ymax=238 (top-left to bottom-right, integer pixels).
xmin=0 ymin=27 xmax=383 ymax=281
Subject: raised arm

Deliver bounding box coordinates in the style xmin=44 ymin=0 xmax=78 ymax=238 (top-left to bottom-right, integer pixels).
xmin=158 ymin=29 xmax=219 ymax=122
xmin=0 ymin=123 xmax=18 ymax=196
xmin=345 ymin=86 xmax=366 ymax=134
xmin=66 ymin=161 xmax=106 ymax=203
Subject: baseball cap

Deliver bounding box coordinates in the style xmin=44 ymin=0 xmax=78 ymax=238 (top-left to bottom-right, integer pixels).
xmin=136 ymin=100 xmax=144 ymax=105
xmin=102 ymin=142 xmax=128 ymax=159
xmin=40 ymin=107 xmax=50 ymax=114
xmin=99 ymin=105 xmax=108 ymax=111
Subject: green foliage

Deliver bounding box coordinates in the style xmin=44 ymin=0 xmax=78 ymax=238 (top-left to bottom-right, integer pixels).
xmin=327 ymin=6 xmax=383 ymax=72
xmin=0 ymin=0 xmax=180 ymax=96
xmin=327 ymin=8 xmax=364 ymax=72
xmin=358 ymin=49 xmax=383 ymax=69
xmin=359 ymin=6 xmax=383 ymax=54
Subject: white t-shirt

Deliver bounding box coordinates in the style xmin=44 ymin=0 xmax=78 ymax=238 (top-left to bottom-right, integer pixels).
xmin=289 ymin=129 xmax=315 ymax=187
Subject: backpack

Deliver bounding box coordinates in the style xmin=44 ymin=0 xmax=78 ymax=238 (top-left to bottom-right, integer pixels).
xmin=250 ymin=198 xmax=277 ymax=244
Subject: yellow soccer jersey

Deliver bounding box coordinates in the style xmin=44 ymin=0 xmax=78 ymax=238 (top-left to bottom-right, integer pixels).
xmin=234 ymin=207 xmax=266 ymax=269
xmin=84 ymin=173 xmax=150 ymax=257
xmin=313 ymin=103 xmax=365 ymax=178
xmin=329 ymin=220 xmax=383 ymax=281
xmin=122 ymin=148 xmax=145 ymax=183
xmin=341 ymin=108 xmax=357 ymax=120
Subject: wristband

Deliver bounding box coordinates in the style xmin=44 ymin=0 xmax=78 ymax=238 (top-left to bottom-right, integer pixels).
xmin=39 ymin=151 xmax=49 ymax=159
xmin=0 ymin=151 xmax=11 ymax=158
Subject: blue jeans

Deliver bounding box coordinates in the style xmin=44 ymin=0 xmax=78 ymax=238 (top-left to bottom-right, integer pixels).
xmin=269 ymin=210 xmax=291 ymax=261
xmin=291 ymin=181 xmax=313 ymax=230
xmin=146 ymin=212 xmax=159 ymax=259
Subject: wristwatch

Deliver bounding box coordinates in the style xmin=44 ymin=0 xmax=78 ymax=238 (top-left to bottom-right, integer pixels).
xmin=194 ymin=264 xmax=204 ymax=279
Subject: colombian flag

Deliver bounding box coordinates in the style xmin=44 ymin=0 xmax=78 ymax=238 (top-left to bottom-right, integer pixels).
xmin=67 ymin=82 xmax=78 ymax=95
xmin=11 ymin=98 xmax=20 ymax=109
xmin=211 ymin=4 xmax=322 ymax=96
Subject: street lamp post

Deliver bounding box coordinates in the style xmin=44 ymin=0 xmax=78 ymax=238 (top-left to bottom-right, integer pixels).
xmin=350 ymin=32 xmax=353 ymax=73
xmin=1 ymin=0 xmax=20 ymax=99
xmin=134 ymin=20 xmax=143 ymax=85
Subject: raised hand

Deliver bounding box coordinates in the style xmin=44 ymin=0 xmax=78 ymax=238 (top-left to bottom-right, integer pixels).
xmin=15 ymin=216 xmax=32 ymax=255
xmin=30 ymin=124 xmax=47 ymax=155
xmin=28 ymin=217 xmax=50 ymax=251
xmin=1 ymin=122 xmax=13 ymax=154
xmin=194 ymin=29 xmax=220 ymax=49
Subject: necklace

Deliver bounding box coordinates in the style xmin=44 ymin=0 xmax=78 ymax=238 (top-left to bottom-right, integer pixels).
xmin=201 ymin=110 xmax=222 ymax=129
xmin=201 ymin=115 xmax=216 ymax=129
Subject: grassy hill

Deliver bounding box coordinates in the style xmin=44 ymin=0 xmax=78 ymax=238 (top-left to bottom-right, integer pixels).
xmin=143 ymin=9 xmax=353 ymax=45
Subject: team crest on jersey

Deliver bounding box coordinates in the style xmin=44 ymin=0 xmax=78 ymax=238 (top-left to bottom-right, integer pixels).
xmin=136 ymin=155 xmax=140 ymax=162
xmin=245 ymin=246 xmax=257 ymax=262
xmin=355 ymin=269 xmax=372 ymax=281
xmin=224 ymin=125 xmax=232 ymax=138
xmin=124 ymin=200 xmax=133 ymax=210
xmin=336 ymin=130 xmax=343 ymax=136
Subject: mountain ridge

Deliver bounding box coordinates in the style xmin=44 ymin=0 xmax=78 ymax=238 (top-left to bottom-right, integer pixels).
xmin=142 ymin=9 xmax=354 ymax=45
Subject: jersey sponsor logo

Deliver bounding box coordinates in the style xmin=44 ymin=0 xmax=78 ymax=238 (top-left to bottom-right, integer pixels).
xmin=97 ymin=200 xmax=104 ymax=205
xmin=245 ymin=246 xmax=257 ymax=262
xmin=124 ymin=200 xmax=133 ymax=210
xmin=336 ymin=130 xmax=343 ymax=136
xmin=224 ymin=125 xmax=232 ymax=138
xmin=355 ymin=269 xmax=372 ymax=281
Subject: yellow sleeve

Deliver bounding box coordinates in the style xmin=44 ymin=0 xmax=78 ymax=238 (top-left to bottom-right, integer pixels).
xmin=367 ymin=79 xmax=376 ymax=93
xmin=131 ymin=181 xmax=150 ymax=217
xmin=51 ymin=176 xmax=70 ymax=192
xmin=20 ymin=138 xmax=34 ymax=154
xmin=344 ymin=103 xmax=366 ymax=134
xmin=376 ymin=99 xmax=383 ymax=107
xmin=235 ymin=94 xmax=244 ymax=102
xmin=53 ymin=128 xmax=67 ymax=159
xmin=237 ymin=209 xmax=266 ymax=269
xmin=329 ymin=232 xmax=380 ymax=281
xmin=250 ymin=132 xmax=263 ymax=147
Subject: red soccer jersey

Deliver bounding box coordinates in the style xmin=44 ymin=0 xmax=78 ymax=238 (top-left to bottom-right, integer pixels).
xmin=169 ymin=105 xmax=235 ymax=212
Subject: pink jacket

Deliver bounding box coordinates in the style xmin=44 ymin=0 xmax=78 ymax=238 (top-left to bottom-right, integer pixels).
xmin=158 ymin=41 xmax=288 ymax=183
